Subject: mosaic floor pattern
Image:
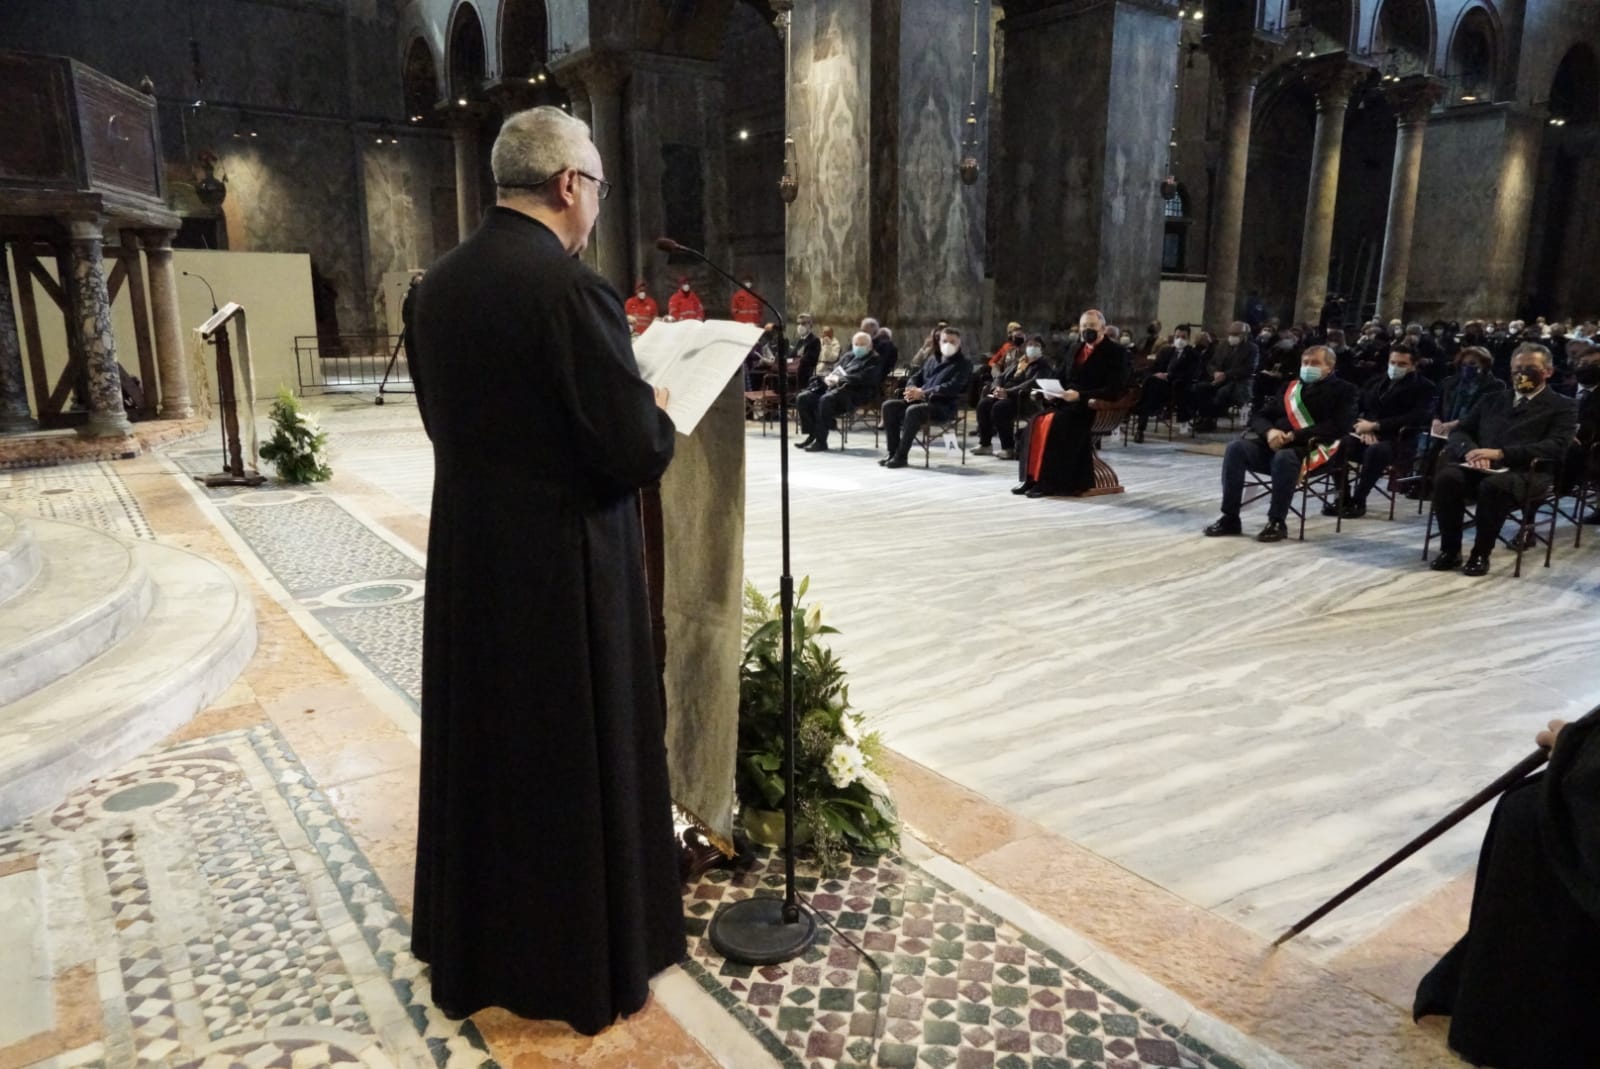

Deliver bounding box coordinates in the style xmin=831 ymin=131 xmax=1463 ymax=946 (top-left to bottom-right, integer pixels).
xmin=0 ymin=726 xmax=492 ymax=1068
xmin=683 ymin=851 xmax=1246 ymax=1069
xmin=0 ymin=461 xmax=154 ymax=541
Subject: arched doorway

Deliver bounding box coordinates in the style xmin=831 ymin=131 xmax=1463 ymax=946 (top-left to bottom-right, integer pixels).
xmin=1447 ymin=6 xmax=1497 ymax=104
xmin=447 ymin=2 xmax=487 ymax=103
xmin=402 ymin=37 xmax=439 ymax=121
xmin=499 ymin=0 xmax=549 ymax=82
xmin=1239 ymin=71 xmax=1317 ymax=321
xmin=1289 ymin=0 xmax=1357 ymax=55
xmin=1327 ymin=82 xmax=1397 ymax=324
xmin=1372 ymin=0 xmax=1434 ymax=78
xmin=1525 ymin=44 xmax=1600 ymax=318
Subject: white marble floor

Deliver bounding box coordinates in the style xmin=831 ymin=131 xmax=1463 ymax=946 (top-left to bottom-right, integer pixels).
xmin=326 ymin=400 xmax=1600 ymax=960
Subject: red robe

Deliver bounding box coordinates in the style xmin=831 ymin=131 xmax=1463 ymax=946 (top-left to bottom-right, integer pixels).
xmin=624 ymin=295 xmax=658 ymax=335
xmin=668 ymin=289 xmax=705 ymax=321
xmin=730 ymin=288 xmax=762 ymax=324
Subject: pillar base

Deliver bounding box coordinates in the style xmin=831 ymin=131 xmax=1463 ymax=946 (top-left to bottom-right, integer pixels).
xmin=79 ymin=411 xmax=134 ymax=438
xmin=159 ymin=402 xmax=196 ymax=421
xmin=0 ymin=415 xmax=39 ymax=436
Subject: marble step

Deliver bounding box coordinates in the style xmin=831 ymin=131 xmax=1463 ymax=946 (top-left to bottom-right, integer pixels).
xmin=0 ymin=520 xmax=153 ymax=708
xmin=0 ymin=512 xmax=41 ymax=605
xmin=0 ymin=530 xmax=257 ymax=829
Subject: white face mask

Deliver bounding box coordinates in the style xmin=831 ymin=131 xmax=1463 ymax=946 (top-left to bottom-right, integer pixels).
xmin=797 ymin=324 xmax=810 ymax=336
xmin=681 ymin=284 xmax=690 ymax=292
xmin=939 ymin=342 xmax=959 ymax=357
xmin=636 ymin=291 xmax=646 ymax=300
xmin=742 ymin=281 xmax=752 ymax=289
xmin=1227 ymin=334 xmax=1242 ymax=345
xmin=1025 ymin=345 xmax=1042 ymax=359
xmin=1173 ymin=338 xmax=1188 ymax=349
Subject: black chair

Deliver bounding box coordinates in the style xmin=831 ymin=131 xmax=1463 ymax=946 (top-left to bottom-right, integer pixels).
xmin=1355 ymin=425 xmax=1427 ymax=521
xmin=914 ymin=406 xmax=968 ymax=468
xmin=1421 ymin=454 xmax=1562 ymax=577
xmin=1555 ymin=440 xmax=1599 ymax=549
xmin=838 ymin=396 xmax=880 ymax=450
xmin=1240 ymin=436 xmax=1349 ymax=540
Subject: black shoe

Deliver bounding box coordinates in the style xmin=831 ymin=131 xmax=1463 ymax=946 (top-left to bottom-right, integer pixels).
xmin=1340 ymin=501 xmax=1367 ymax=519
xmin=1462 ymin=552 xmax=1491 ymax=577
xmin=885 ymin=456 xmax=908 ymax=469
xmin=877 ymin=456 xmax=890 ymax=466
xmin=1429 ymin=551 xmax=1463 ymax=572
xmin=794 ymin=437 xmax=814 ymax=450
xmin=1256 ymin=520 xmax=1289 ymax=543
xmin=1321 ymin=502 xmax=1342 ymax=518
xmin=804 ymin=440 xmax=830 ymax=452
xmin=1011 ymin=481 xmax=1035 ymax=495
xmin=1133 ymin=429 xmax=1146 ymax=444
xmin=1204 ymin=516 xmax=1243 ymax=537
xmin=1025 ymin=487 xmax=1050 ymax=498
xmin=1509 ymin=528 xmax=1537 ymax=552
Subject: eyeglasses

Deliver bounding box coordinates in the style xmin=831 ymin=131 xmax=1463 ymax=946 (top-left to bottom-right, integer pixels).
xmin=503 ymin=168 xmax=610 ymax=200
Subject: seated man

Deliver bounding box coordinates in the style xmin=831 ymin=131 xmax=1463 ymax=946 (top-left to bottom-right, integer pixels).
xmin=1429 ymin=344 xmax=1577 ymax=576
xmin=1134 ymin=323 xmax=1199 ymax=442
xmin=795 ymin=331 xmax=881 ymax=452
xmin=878 ymin=327 xmax=973 ymax=468
xmin=787 ymin=313 xmax=822 ymax=387
xmin=1328 ymin=342 xmax=1435 ymax=518
xmin=1414 ymin=713 xmax=1600 ymax=1069
xmin=1203 ymin=345 xmax=1357 ymax=543
xmin=1189 ymin=322 xmax=1255 ymax=431
xmin=974 ymin=334 xmax=1048 ymax=459
xmin=1567 ymin=345 xmax=1600 ymax=521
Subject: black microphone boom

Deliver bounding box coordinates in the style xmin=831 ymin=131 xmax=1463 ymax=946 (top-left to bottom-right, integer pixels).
xmin=182 ymin=270 xmax=219 ymax=314
xmin=657 ymin=235 xmax=818 ymax=965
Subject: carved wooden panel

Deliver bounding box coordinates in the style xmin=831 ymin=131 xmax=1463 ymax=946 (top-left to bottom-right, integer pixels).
xmin=0 ymin=51 xmax=82 ymax=188
xmin=75 ymin=68 xmax=162 ymax=201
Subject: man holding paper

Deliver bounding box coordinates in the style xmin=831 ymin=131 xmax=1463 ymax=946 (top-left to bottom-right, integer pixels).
xmin=407 ymin=105 xmax=684 ymax=1035
xmin=1429 ymin=344 xmax=1576 ymax=576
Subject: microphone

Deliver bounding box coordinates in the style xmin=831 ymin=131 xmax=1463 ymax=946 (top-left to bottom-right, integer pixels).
xmin=182 ymin=270 xmax=219 ymax=314
xmin=653 ymin=236 xmax=785 ymax=344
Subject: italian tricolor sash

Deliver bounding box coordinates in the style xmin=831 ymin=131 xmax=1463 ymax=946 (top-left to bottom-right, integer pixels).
xmin=1284 ymin=381 xmax=1338 ymax=477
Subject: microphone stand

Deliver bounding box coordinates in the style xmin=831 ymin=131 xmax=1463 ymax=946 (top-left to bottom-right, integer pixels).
xmin=659 ymin=238 xmax=817 ymax=964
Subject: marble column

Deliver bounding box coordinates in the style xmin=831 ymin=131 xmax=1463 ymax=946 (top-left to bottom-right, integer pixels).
xmin=1202 ymin=32 xmax=1278 ymax=332
xmin=1375 ymin=78 xmax=1444 ymax=321
xmin=1293 ymin=57 xmax=1368 ymax=326
xmin=67 ymin=219 xmax=131 ymax=438
xmin=577 ymin=54 xmax=631 ymax=294
xmin=452 ymin=123 xmax=482 ymax=242
xmin=140 ymin=230 xmax=194 ymax=420
xmin=0 ymin=244 xmax=39 ymax=434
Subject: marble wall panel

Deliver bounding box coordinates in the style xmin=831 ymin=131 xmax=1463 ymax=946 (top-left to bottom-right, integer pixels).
xmin=785 ymin=0 xmax=874 ymax=330
xmin=894 ymin=0 xmax=989 ymax=338
xmin=1407 ymin=105 xmax=1541 ymax=321
xmin=623 ymin=54 xmax=730 ymax=303
xmin=362 ymin=134 xmax=457 ymax=309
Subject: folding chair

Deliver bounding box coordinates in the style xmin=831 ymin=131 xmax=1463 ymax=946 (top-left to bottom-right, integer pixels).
xmin=1239 ymin=436 xmax=1349 ymax=540
xmin=914 ymin=406 xmax=968 ymax=468
xmin=1421 ymin=454 xmax=1563 ymax=577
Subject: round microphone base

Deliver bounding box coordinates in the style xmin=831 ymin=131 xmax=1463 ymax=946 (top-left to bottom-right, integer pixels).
xmin=707 ymin=896 xmax=817 ymax=965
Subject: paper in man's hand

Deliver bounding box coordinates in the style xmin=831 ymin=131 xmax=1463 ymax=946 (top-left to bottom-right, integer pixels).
xmin=632 ymin=319 xmax=763 ymax=434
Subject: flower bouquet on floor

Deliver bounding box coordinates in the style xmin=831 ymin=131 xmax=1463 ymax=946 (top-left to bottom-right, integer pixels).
xmin=736 ymin=578 xmax=899 ymax=874
xmin=259 ymin=388 xmax=332 ymax=483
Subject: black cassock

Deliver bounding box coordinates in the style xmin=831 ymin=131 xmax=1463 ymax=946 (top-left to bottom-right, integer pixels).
xmin=1414 ymin=711 xmax=1600 ymax=1069
xmin=408 ymin=207 xmax=685 ymax=1034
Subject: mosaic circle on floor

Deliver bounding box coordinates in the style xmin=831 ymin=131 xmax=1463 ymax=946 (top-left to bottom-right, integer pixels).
xmin=223 ymin=490 xmax=313 ymax=508
xmin=306 ymin=578 xmax=425 ymax=609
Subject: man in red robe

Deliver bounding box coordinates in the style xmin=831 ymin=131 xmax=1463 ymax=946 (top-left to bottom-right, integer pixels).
xmin=730 ymin=274 xmax=762 ymax=324
xmin=667 ymin=277 xmax=704 ymax=321
xmin=624 ymin=281 xmax=658 ymax=335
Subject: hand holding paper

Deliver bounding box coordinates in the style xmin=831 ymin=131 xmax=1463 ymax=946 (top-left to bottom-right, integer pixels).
xmin=632 ymin=319 xmax=764 ymax=434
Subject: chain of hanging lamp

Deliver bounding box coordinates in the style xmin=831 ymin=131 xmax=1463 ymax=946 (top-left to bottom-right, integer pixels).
xmin=958 ymin=0 xmax=983 ymax=184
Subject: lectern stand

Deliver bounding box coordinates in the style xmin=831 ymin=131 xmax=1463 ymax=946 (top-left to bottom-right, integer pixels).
xmin=195 ymin=302 xmax=266 ymax=487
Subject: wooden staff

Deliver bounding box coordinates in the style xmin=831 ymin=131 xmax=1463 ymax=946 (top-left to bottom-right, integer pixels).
xmin=1272 ymin=747 xmax=1551 ymax=947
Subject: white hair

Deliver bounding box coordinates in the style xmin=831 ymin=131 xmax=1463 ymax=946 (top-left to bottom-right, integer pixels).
xmin=491 ymin=106 xmax=594 ymax=189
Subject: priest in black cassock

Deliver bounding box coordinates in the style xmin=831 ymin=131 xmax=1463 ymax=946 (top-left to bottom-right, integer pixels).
xmin=1414 ymin=712 xmax=1600 ymax=1068
xmin=407 ymin=105 xmax=685 ymax=1036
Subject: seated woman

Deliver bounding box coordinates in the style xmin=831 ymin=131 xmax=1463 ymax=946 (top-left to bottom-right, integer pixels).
xmin=1412 ymin=346 xmax=1506 ymax=482
xmin=1014 ymin=311 xmax=1130 ymax=497
xmin=974 ymin=334 xmax=1048 ymax=459
xmin=1414 ymin=712 xmax=1600 ymax=1069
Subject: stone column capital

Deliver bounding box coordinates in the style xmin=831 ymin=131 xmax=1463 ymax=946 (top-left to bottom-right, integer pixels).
xmin=1386 ymin=76 xmax=1445 ymax=126
xmin=67 ymin=218 xmax=106 ymax=242
xmin=139 ymin=229 xmax=177 ymax=253
xmin=1202 ymin=30 xmax=1283 ymax=89
xmin=1298 ymin=53 xmax=1372 ymax=111
xmin=556 ymin=51 xmax=630 ymax=98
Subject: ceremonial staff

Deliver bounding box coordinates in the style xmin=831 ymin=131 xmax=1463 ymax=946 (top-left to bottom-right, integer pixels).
xmin=1273 ymin=746 xmax=1553 ymax=946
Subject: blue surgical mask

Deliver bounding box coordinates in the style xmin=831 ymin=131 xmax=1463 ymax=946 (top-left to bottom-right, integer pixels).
xmin=852 ymin=344 xmax=869 ymax=358
xmin=1299 ymin=365 xmax=1324 ymax=384
xmin=1460 ymin=365 xmax=1480 ymax=382
xmin=1387 ymin=364 xmax=1409 ymax=380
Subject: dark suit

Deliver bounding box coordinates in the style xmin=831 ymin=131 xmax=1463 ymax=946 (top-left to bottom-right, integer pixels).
xmin=1348 ymin=372 xmax=1436 ymax=506
xmin=1565 ymin=384 xmax=1600 ymax=501
xmin=1220 ymin=374 xmax=1358 ymax=523
xmin=977 ymin=356 xmax=1046 ymax=451
xmin=798 ymin=346 xmax=881 ymax=443
xmin=883 ymin=351 xmax=974 ymax=460
xmin=1191 ymin=339 xmax=1256 ymax=426
xmin=1136 ymin=343 xmax=1202 ymax=431
xmin=1433 ymin=388 xmax=1579 ymax=556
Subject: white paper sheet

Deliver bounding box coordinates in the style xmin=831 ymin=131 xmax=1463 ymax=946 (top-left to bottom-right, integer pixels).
xmin=632 ymin=319 xmax=764 ymax=434
xmin=1034 ymin=377 xmax=1066 ymax=398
